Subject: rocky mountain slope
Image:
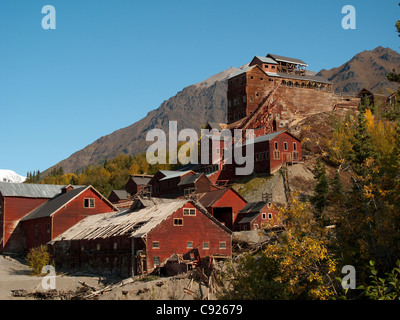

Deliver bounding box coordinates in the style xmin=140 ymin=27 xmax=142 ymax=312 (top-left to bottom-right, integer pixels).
xmin=317 ymin=46 xmax=400 ymax=95
xmin=46 ymin=66 xmax=248 ymax=174
xmin=47 ymin=47 xmax=399 ymax=174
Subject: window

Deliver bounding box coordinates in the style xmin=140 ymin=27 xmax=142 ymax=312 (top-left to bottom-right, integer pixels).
xmin=268 ymin=213 xmax=273 ymax=220
xmin=203 ymin=242 xmax=209 ymax=249
xmin=293 ymin=142 xmax=297 ymax=151
xmin=219 ymin=242 xmax=226 ymax=249
xmin=274 ymin=141 xmax=278 ymax=150
xmin=96 ymin=244 xmax=101 ymax=251
xmin=284 ymin=142 xmax=288 ymax=151
xmin=272 ymin=66 xmax=276 ymax=69
xmin=250 ymin=76 xmax=254 ymax=79
xmin=293 ymin=152 xmax=299 ymax=161
xmin=153 ymin=241 xmax=159 ymax=249
xmin=113 ymin=242 xmax=118 ymax=250
xmin=183 ymin=208 xmax=196 ymax=216
xmin=187 ymin=241 xmax=193 ymax=249
xmin=47 ymin=223 xmax=51 ymax=234
xmin=154 ymin=257 xmax=160 ymax=266
xmin=256 ymin=92 xmax=259 ymax=97
xmin=243 ymin=95 xmax=246 ymax=102
xmin=274 ymin=150 xmax=281 ymax=160
xmin=84 ymin=198 xmax=95 ymax=208
xmin=174 ymin=218 xmax=183 ymax=226
xmin=264 ymin=64 xmax=268 ymax=69
xmin=262 ymin=213 xmax=266 ymax=219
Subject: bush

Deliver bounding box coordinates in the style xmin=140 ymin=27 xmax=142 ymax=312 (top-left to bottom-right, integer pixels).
xmin=26 ymin=245 xmax=51 ymax=275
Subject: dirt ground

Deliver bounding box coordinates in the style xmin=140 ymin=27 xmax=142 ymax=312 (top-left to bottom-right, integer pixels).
xmin=0 ymin=255 xmax=104 ymax=300
xmin=0 ymin=255 xmax=213 ymax=300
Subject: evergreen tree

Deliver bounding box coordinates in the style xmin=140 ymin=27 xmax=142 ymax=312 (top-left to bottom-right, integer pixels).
xmin=311 ymin=158 xmax=329 ymax=220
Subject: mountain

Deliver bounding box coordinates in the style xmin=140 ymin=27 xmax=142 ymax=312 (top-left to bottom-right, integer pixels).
xmin=47 ymin=47 xmax=400 ymax=174
xmin=45 ymin=65 xmax=249 ymax=174
xmin=317 ymin=46 xmax=400 ymax=95
xmin=0 ymin=170 xmax=26 ymax=183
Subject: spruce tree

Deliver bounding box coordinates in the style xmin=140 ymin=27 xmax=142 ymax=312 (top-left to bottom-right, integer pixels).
xmin=311 ymin=158 xmax=329 ymax=219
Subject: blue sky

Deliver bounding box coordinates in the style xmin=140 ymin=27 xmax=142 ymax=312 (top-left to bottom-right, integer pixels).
xmin=0 ymin=0 xmax=399 ymax=176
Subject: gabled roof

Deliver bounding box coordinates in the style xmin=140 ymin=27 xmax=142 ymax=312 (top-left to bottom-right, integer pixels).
xmin=158 ymin=170 xmax=194 ymax=181
xmin=110 ymin=190 xmax=130 ymax=200
xmin=0 ymin=182 xmax=70 ymax=199
xmin=178 ymin=173 xmax=205 ymax=186
xmin=267 ymin=54 xmax=308 ymax=66
xmin=239 ymin=201 xmax=269 ymax=214
xmin=21 ymin=186 xmax=118 ymax=221
xmin=251 ymin=56 xmax=278 ymax=65
xmin=238 ymin=212 xmax=260 ymax=224
xmin=49 ymin=199 xmax=231 ymax=244
xmin=196 ymin=187 xmax=246 ymax=208
xmin=227 ymin=65 xmax=258 ymax=80
xmin=241 ymin=130 xmax=301 ymax=146
xmin=129 ymin=175 xmax=152 ymax=185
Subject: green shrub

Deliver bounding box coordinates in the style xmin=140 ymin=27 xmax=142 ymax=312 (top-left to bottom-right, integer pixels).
xmin=26 ymin=245 xmax=51 ymax=275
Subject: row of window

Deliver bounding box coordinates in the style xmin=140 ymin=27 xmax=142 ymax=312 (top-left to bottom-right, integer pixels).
xmin=152 ymin=241 xmax=226 ymax=250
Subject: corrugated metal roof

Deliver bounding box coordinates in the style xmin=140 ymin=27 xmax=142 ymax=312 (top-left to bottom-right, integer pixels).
xmin=178 ymin=173 xmax=203 ymax=186
xmin=227 ymin=66 xmax=256 ymax=80
xmin=0 ymin=182 xmax=69 ymax=198
xmin=111 ymin=190 xmax=130 ymax=200
xmin=159 ymin=170 xmax=194 ymax=181
xmin=196 ymin=189 xmax=229 ymax=208
xmin=50 ymin=200 xmax=188 ymax=242
xmin=238 ymin=212 xmax=260 ymax=224
xmin=130 ymin=176 xmax=152 ymax=185
xmin=239 ymin=201 xmax=268 ymax=214
xmin=49 ymin=199 xmax=231 ymax=243
xmin=21 ymin=187 xmax=88 ymax=221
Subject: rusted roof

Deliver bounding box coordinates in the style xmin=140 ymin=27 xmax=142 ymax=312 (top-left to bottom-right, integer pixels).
xmin=49 ymin=199 xmax=231 ymax=244
xmin=196 ymin=189 xmax=230 ymax=208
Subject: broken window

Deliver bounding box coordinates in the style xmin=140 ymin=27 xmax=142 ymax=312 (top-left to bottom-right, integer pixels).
xmin=154 ymin=257 xmax=160 ymax=266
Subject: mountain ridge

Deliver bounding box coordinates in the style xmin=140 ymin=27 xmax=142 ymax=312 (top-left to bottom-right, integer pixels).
xmin=46 ymin=47 xmax=400 ymax=174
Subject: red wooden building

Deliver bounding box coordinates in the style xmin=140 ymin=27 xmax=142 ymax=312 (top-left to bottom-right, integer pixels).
xmin=149 ymin=170 xmax=196 ymax=197
xmin=20 ymin=185 xmax=118 ymax=251
xmin=0 ymin=182 xmax=117 ymax=254
xmin=125 ymin=174 xmax=153 ymax=195
xmin=0 ymin=182 xmax=67 ymax=253
xmin=236 ymin=201 xmax=280 ymax=231
xmin=196 ymin=188 xmax=247 ymax=230
xmin=49 ymin=199 xmax=232 ymax=277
